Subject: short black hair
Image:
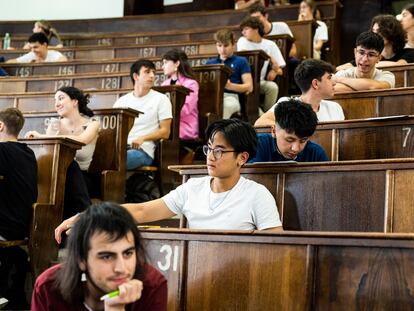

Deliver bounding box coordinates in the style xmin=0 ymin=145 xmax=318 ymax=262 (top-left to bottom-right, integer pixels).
xmin=239 ymin=16 xmax=265 ymax=37
xmin=205 ymin=119 xmax=257 ymax=160
xmin=249 ymin=3 xmax=267 ymax=16
xmin=371 ymin=15 xmax=406 ymax=54
xmin=28 ymin=32 xmax=49 ymax=45
xmin=355 ymin=31 xmax=384 ymax=54
xmin=274 ymin=99 xmax=318 ymax=138
xmin=130 ymin=59 xmax=156 ymax=84
xmin=294 ymin=59 xmax=335 ymax=93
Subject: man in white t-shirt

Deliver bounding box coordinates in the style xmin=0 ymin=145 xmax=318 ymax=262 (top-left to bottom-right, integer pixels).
xmin=334 ymin=31 xmax=395 ymax=92
xmin=56 ymin=119 xmax=283 ymax=232
xmin=113 ymin=59 xmax=172 ymax=170
xmin=237 ymin=16 xmax=286 ymax=112
xmin=255 ymin=59 xmax=344 ymax=126
xmin=7 ymin=33 xmax=67 ymax=63
xmin=249 ymin=3 xmax=297 ymax=58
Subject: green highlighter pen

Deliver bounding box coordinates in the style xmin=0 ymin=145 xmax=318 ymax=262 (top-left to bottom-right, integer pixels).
xmin=100 ymin=290 xmax=120 ymax=301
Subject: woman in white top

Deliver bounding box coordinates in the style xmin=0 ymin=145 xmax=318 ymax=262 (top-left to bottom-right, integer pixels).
xmin=298 ymin=0 xmax=328 ymax=60
xmin=26 ymin=86 xmax=99 ymax=218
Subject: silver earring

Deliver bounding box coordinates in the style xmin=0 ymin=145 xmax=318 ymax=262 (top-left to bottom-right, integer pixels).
xmin=81 ymin=272 xmax=87 ymax=282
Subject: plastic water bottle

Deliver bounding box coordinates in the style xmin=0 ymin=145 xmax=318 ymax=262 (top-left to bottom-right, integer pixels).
xmin=3 ymin=33 xmax=10 ymax=49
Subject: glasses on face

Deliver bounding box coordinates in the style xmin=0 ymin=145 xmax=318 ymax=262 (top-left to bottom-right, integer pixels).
xmin=356 ymin=49 xmax=379 ymax=60
xmin=203 ymin=145 xmax=236 ymax=160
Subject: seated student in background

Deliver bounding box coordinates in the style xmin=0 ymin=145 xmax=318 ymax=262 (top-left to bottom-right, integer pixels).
xmin=255 ymin=59 xmax=344 ymax=127
xmin=334 ymin=31 xmax=395 ymax=92
xmin=207 ymin=29 xmax=253 ymax=119
xmin=0 ymin=108 xmax=37 ymax=310
xmin=25 ymin=86 xmax=99 ymax=219
xmin=237 ymin=16 xmax=286 ymax=113
xmin=23 ymin=20 xmax=63 ymax=49
xmin=337 ymin=15 xmax=414 ymax=71
xmin=249 ymin=3 xmax=298 ymax=58
xmin=298 ymin=0 xmax=328 ymax=60
xmin=6 ymin=33 xmax=67 ymax=63
xmin=399 ymin=4 xmax=414 ymax=49
xmin=33 ymin=202 xmax=167 ymax=311
xmin=249 ymin=99 xmax=328 ymax=162
xmin=234 ymin=0 xmax=265 ymax=10
xmin=161 ymin=49 xmax=199 ymax=139
xmin=113 ymin=59 xmax=172 ymax=170
xmin=55 ymin=119 xmax=283 ymax=238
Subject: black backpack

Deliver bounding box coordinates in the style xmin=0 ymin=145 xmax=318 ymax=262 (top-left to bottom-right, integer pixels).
xmin=125 ymin=173 xmax=161 ymax=203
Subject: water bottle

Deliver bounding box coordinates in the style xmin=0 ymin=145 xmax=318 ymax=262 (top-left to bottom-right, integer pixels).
xmin=3 ymin=33 xmax=10 ymax=49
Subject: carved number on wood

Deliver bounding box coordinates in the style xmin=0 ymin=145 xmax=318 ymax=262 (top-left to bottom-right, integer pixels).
xmin=101 ymin=63 xmax=119 ymax=73
xmin=199 ymin=71 xmax=216 ymax=83
xmin=16 ymin=67 xmax=30 ymax=77
xmin=101 ymin=77 xmax=119 ymax=89
xmin=98 ymin=38 xmax=113 ymax=46
xmin=58 ymin=66 xmax=75 ymax=75
xmin=99 ymin=115 xmax=117 ymax=130
xmin=54 ymin=80 xmax=71 ymax=90
xmin=157 ymin=244 xmax=179 ymax=272
xmin=402 ymin=127 xmax=411 ymax=148
xmin=181 ymin=45 xmax=198 ymax=55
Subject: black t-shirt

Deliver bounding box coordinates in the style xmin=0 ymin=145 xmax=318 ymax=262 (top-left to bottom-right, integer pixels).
xmin=0 ymin=141 xmax=37 ymax=240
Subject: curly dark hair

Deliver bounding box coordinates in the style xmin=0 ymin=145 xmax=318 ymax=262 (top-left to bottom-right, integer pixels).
xmin=239 ymin=16 xmax=265 ymax=37
xmin=371 ymin=14 xmax=406 ymax=54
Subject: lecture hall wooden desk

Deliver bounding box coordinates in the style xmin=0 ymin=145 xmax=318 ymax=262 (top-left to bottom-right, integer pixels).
xmin=140 ymin=228 xmax=414 ymax=311
xmin=255 ymin=115 xmax=414 ymax=161
xmin=169 ymin=160 xmax=414 ymax=233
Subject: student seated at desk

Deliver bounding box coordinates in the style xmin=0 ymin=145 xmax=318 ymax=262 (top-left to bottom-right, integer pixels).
xmin=55 ymin=119 xmax=282 ymax=239
xmin=7 ymin=33 xmax=67 ymax=63
xmin=0 ymin=108 xmax=37 ymax=310
xmin=23 ymin=20 xmax=63 ymax=49
xmin=249 ymin=99 xmax=328 ymax=163
xmin=25 ymin=86 xmax=99 ymax=219
xmin=334 ymin=31 xmax=395 ymax=92
xmin=32 ymin=202 xmax=167 ymax=311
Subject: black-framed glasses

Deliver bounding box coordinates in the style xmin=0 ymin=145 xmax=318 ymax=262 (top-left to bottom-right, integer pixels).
xmin=203 ymin=145 xmax=236 ymax=159
xmin=356 ymin=48 xmax=379 ymax=60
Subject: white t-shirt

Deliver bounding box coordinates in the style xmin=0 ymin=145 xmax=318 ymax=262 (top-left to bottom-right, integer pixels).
xmin=162 ymin=176 xmax=282 ymax=230
xmin=314 ymin=20 xmax=329 ymax=46
xmin=335 ymin=67 xmax=395 ymax=88
xmin=267 ymin=22 xmax=294 ymax=38
xmin=271 ymin=96 xmax=345 ymax=121
xmin=16 ymin=50 xmax=65 ymax=63
xmin=113 ymin=90 xmax=172 ymax=158
xmin=237 ymin=36 xmax=286 ymax=80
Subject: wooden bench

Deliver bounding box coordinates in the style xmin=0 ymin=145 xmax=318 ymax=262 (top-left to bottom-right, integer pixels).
xmin=256 ymin=115 xmax=414 ymax=161
xmin=382 ymin=63 xmax=414 ymax=88
xmin=141 ymin=229 xmax=414 ymax=310
xmin=21 ymin=109 xmax=139 ymax=203
xmin=169 ymin=159 xmax=414 ymax=233
xmin=0 ymin=138 xmax=82 ymax=278
xmin=331 ymin=87 xmax=414 ymax=119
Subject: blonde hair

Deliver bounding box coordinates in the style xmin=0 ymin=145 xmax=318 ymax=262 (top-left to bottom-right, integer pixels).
xmin=35 ymin=20 xmax=61 ymax=43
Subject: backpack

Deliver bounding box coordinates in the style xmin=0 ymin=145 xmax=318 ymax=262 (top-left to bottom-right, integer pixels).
xmin=125 ymin=173 xmax=161 ymax=203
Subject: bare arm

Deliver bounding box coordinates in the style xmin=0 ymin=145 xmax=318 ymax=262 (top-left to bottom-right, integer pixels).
xmin=225 ymin=72 xmax=253 ymax=94
xmin=288 ymin=42 xmax=297 ymax=58
xmin=254 ymin=108 xmax=275 ymax=126
xmin=335 ymin=62 xmax=353 ymax=72
xmin=57 ymin=55 xmax=68 ymax=62
xmin=314 ymin=39 xmax=326 ymax=52
xmin=376 ymin=59 xmax=407 ymax=68
xmin=261 ymin=226 xmax=283 ymax=232
xmin=60 ymin=120 xmax=99 ymax=145
xmin=123 ymin=199 xmax=176 ymax=224
xmin=234 ymin=0 xmax=262 ymax=10
xmin=334 ymin=82 xmax=355 ymax=93
xmin=334 ymin=76 xmax=392 ymax=91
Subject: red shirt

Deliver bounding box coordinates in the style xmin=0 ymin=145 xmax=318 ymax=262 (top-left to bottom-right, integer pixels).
xmin=31 ymin=264 xmax=167 ymax=311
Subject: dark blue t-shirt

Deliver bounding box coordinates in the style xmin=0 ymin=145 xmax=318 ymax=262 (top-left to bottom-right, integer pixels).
xmin=206 ymin=54 xmax=251 ymax=94
xmin=249 ymin=133 xmax=329 ymax=163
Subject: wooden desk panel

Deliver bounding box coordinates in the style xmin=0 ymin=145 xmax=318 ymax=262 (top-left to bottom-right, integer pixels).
xmin=169 ymin=160 xmax=414 ymax=233
xmin=141 ymin=230 xmax=414 ymax=310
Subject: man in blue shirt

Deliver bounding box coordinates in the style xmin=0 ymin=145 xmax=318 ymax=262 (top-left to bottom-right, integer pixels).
xmin=249 ymin=99 xmax=328 ymax=162
xmin=207 ymin=29 xmax=253 ymax=118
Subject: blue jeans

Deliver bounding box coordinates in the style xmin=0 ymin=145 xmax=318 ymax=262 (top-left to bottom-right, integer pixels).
xmin=127 ymin=149 xmax=153 ymax=170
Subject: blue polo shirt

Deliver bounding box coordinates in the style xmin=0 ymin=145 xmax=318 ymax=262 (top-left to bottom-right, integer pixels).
xmin=249 ymin=133 xmax=329 ymax=163
xmin=206 ymin=54 xmax=251 ymax=94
